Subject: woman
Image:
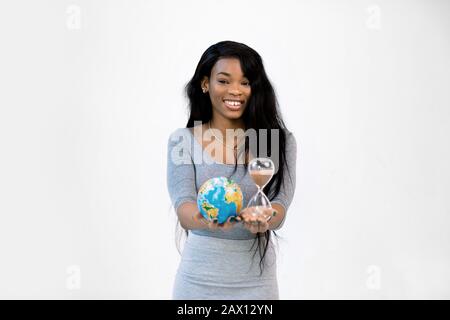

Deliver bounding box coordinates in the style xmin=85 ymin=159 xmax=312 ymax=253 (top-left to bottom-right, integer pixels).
xmin=166 ymin=40 xmax=297 ymax=299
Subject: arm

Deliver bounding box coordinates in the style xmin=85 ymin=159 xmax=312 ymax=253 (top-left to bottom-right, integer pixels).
xmin=267 ymin=203 xmax=286 ymax=231
xmin=166 ymin=129 xmax=236 ymax=231
xmin=176 ymin=202 xmax=208 ymax=230
xmin=269 ymin=131 xmax=297 ymax=231
xmin=166 ymin=129 xmax=204 ymax=230
xmin=237 ymin=131 xmax=297 ymax=233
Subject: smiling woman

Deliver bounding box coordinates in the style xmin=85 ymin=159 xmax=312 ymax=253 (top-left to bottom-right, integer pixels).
xmin=202 ymin=59 xmax=252 ymax=119
xmin=167 ymin=40 xmax=297 ymax=300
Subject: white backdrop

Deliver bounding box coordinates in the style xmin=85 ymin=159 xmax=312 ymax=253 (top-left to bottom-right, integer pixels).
xmin=0 ymin=0 xmax=449 ymax=299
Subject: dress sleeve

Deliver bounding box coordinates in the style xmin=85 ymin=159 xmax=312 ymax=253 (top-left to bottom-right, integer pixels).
xmin=270 ymin=131 xmax=297 ymax=230
xmin=166 ymin=129 xmax=198 ymax=212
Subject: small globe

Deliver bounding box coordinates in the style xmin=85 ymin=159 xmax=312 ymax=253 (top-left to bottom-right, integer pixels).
xmin=197 ymin=177 xmax=243 ymax=224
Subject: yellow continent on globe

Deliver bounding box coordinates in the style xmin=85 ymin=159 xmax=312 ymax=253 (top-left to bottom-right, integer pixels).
xmin=201 ymin=202 xmax=219 ymax=219
xmin=225 ymin=188 xmax=243 ymax=212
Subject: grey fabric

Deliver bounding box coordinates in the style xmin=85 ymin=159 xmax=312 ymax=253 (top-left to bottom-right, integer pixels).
xmin=172 ymin=232 xmax=279 ymax=300
xmin=166 ymin=127 xmax=297 ymax=239
xmin=166 ymin=127 xmax=297 ymax=299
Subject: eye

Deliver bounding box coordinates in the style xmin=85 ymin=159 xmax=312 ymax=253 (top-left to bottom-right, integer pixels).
xmin=218 ymin=80 xmax=250 ymax=86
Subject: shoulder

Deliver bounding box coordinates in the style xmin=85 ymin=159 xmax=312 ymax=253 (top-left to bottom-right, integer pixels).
xmin=168 ymin=127 xmax=193 ymax=143
xmin=167 ymin=128 xmax=195 ymax=164
xmin=282 ymin=129 xmax=297 ymax=165
xmin=169 ymin=127 xmax=191 ymax=137
xmin=283 ymin=129 xmax=296 ymax=147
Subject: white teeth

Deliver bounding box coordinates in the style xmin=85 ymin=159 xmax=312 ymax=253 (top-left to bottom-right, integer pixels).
xmin=224 ymin=100 xmax=241 ymax=106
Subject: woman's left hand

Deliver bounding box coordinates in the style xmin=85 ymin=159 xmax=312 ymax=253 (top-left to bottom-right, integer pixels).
xmin=236 ymin=207 xmax=278 ymax=234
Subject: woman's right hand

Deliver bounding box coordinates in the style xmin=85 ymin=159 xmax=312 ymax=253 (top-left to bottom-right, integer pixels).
xmin=192 ymin=211 xmax=238 ymax=231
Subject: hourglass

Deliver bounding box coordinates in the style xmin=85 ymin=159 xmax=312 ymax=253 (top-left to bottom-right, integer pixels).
xmin=247 ymin=157 xmax=275 ymax=219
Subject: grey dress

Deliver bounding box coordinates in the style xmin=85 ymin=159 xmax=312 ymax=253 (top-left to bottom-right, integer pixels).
xmin=166 ymin=127 xmax=297 ymax=299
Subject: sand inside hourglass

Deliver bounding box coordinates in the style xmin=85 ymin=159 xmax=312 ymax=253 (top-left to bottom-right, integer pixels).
xmin=250 ymin=169 xmax=274 ymax=188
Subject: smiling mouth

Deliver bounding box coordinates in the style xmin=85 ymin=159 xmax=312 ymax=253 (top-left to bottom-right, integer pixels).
xmin=223 ymin=99 xmax=243 ymax=110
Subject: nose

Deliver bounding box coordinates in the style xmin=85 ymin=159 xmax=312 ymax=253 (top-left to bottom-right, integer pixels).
xmin=228 ymin=87 xmax=242 ymax=96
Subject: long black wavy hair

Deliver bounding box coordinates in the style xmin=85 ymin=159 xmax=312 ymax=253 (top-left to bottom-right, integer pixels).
xmin=178 ymin=40 xmax=293 ymax=275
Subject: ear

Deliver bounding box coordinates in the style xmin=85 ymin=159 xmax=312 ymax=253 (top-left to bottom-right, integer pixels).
xmin=201 ymin=76 xmax=209 ymax=90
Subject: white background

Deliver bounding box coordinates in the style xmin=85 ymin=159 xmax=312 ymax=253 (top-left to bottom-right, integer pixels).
xmin=0 ymin=0 xmax=449 ymax=299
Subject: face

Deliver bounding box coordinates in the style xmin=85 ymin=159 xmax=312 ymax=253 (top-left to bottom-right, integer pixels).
xmin=201 ymin=58 xmax=251 ymax=121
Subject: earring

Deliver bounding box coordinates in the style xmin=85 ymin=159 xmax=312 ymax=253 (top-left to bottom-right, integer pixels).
xmin=202 ymin=87 xmax=207 ymax=93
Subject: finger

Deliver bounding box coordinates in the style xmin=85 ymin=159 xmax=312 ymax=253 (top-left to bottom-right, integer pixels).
xmin=217 ymin=219 xmax=229 ymax=227
xmin=227 ymin=216 xmax=237 ymax=224
xmin=195 ymin=212 xmax=209 ymax=225
xmin=257 ymin=215 xmax=268 ymax=224
xmin=259 ymin=221 xmax=269 ymax=233
xmin=268 ymin=209 xmax=277 ymax=219
xmin=239 ymin=210 xmax=249 ymax=220
xmin=220 ymin=224 xmax=230 ymax=231
xmin=209 ymin=219 xmax=219 ymax=230
xmin=238 ymin=211 xmax=250 ymax=222
xmin=221 ymin=216 xmax=236 ymax=230
xmin=241 ymin=208 xmax=256 ymax=219
xmin=252 ymin=220 xmax=267 ymax=234
xmin=257 ymin=222 xmax=263 ymax=233
xmin=240 ymin=208 xmax=251 ymax=215
xmin=240 ymin=208 xmax=263 ymax=224
xmin=259 ymin=209 xmax=274 ymax=222
xmin=250 ymin=223 xmax=260 ymax=234
xmin=223 ymin=222 xmax=234 ymax=231
xmin=243 ymin=220 xmax=257 ymax=233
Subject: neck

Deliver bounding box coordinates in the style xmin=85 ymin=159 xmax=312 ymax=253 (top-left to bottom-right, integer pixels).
xmin=210 ymin=116 xmax=245 ymax=135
